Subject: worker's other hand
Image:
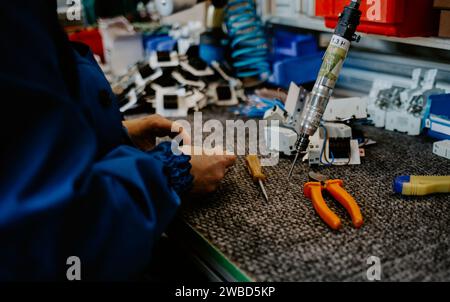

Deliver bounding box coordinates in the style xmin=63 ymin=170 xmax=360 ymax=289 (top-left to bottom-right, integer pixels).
xmin=181 ymin=146 xmax=237 ymax=194
xmin=123 ymin=115 xmax=191 ymax=151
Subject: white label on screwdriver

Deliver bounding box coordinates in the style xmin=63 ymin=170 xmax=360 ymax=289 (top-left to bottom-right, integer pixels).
xmin=330 ymin=35 xmax=351 ymax=51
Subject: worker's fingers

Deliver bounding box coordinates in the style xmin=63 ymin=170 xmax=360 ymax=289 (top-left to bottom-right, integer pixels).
xmin=171 ymin=121 xmax=192 ymax=146
xmin=151 ymin=114 xmax=176 ymax=134
xmin=179 ymin=145 xmax=236 ymax=169
xmin=147 ymin=114 xmax=192 ymax=145
xmin=179 ymin=145 xmax=201 ymax=156
xmin=221 ymin=154 xmax=237 ymax=168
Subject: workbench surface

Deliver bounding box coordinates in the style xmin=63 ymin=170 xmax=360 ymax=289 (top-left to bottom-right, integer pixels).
xmin=178 ymin=108 xmax=450 ymax=282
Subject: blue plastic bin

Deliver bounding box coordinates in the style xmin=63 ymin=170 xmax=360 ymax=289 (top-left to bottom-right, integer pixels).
xmin=272 ymin=30 xmax=318 ymax=61
xmin=271 ymin=52 xmax=324 ymax=88
xmin=426 ymin=93 xmax=450 ymax=140
xmin=145 ymin=35 xmax=176 ymax=55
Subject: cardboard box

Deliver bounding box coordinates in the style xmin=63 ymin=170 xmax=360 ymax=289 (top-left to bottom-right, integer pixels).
xmin=439 ymin=10 xmax=450 ymax=38
xmin=434 ymin=0 xmax=450 ymax=9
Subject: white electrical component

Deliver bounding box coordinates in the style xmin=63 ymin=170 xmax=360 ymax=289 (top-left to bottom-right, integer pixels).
xmin=367 ymin=69 xmax=422 ymax=129
xmin=209 ymin=61 xmax=245 ymax=107
xmin=185 ymin=89 xmax=207 ymax=111
xmin=154 ymin=88 xmax=189 ymax=117
xmin=368 ymin=68 xmax=443 ymax=136
xmin=263 ymin=82 xmax=304 ymax=156
xmin=119 ymin=89 xmax=139 ymax=113
xmin=366 ymin=79 xmax=394 ymax=128
xmin=134 ymin=64 xmax=163 ymax=88
xmin=172 ymin=70 xmax=206 ymax=89
xmin=285 ymin=83 xmax=309 ymax=132
xmin=179 ymin=60 xmax=214 ymax=77
xmin=369 ymin=107 xmax=388 ymax=128
xmin=263 ymin=83 xmax=365 ymax=162
xmin=284 ymin=82 xmax=303 ymax=116
xmin=211 ymin=61 xmax=242 ymax=89
xmin=264 ymin=126 xmax=298 ymax=156
xmin=334 ymin=140 xmax=361 ymax=166
xmin=322 ymin=122 xmax=352 ymax=138
xmin=385 ymin=88 xmax=445 ymax=135
xmin=385 ymin=70 xmax=441 ymax=136
xmin=209 ymin=84 xmax=239 ymax=107
xmin=154 ymin=86 xmax=206 ymax=117
xmin=306 ymin=137 xmax=322 ymax=166
xmin=323 ymin=97 xmax=368 ymax=122
xmin=169 ymin=22 xmax=204 ymax=55
xmin=433 ymin=140 xmax=450 ymax=160
xmin=264 ymin=105 xmax=288 ymax=124
xmin=385 ymin=111 xmax=421 ymax=135
xmin=305 ymin=123 xmax=361 ymax=166
xmin=149 ymin=51 xmax=179 ymax=69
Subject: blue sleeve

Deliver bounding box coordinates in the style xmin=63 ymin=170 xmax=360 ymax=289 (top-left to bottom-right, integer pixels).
xmin=0 ymin=1 xmax=194 ymax=281
xmin=0 ymin=83 xmax=192 ymax=280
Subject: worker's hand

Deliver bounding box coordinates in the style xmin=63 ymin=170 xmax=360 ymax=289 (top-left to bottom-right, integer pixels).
xmin=181 ymin=146 xmax=237 ymax=194
xmin=123 ymin=115 xmax=191 ymax=151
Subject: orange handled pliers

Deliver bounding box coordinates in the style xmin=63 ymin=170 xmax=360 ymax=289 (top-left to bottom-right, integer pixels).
xmin=304 ymin=172 xmax=363 ymax=230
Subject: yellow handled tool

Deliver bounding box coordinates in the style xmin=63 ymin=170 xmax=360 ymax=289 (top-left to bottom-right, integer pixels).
xmin=394 ymin=175 xmax=450 ymax=196
xmin=245 ymin=155 xmax=269 ymax=202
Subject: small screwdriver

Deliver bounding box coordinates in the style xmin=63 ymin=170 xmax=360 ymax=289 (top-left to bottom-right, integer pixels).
xmin=245 ymin=155 xmax=269 ymax=202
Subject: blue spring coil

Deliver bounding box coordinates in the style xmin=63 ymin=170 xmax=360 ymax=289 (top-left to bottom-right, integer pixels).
xmin=225 ymin=0 xmax=270 ymax=79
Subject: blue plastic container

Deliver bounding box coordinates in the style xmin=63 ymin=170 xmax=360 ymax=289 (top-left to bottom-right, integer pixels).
xmin=199 ymin=31 xmax=226 ymax=65
xmin=271 ymin=52 xmax=324 ymax=88
xmin=426 ymin=93 xmax=450 ymax=140
xmin=145 ymin=35 xmax=176 ymax=55
xmin=268 ymin=28 xmax=322 ymax=87
xmin=272 ymin=30 xmax=318 ymax=61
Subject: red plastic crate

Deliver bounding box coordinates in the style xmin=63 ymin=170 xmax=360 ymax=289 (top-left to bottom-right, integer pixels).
xmin=69 ymin=28 xmax=105 ymax=62
xmin=316 ymin=0 xmax=439 ymax=37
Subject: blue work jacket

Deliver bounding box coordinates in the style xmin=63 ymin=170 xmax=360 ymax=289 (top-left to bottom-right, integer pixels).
xmin=0 ymin=1 xmax=190 ymax=280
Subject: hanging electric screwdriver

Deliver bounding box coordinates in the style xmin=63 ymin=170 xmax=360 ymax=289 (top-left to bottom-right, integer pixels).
xmin=288 ymin=0 xmax=363 ymax=179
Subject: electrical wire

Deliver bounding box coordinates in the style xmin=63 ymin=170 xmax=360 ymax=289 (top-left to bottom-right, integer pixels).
xmin=319 ymin=125 xmax=335 ymax=166
xmin=319 ymin=123 xmax=357 ymax=166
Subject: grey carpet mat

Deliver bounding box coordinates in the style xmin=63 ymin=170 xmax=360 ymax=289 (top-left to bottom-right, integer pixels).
xmin=180 ymin=108 xmax=450 ymax=281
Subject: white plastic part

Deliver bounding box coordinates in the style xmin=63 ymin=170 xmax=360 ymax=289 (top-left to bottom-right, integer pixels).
xmin=433 ymin=140 xmax=450 ymax=160
xmin=154 ymin=88 xmax=189 ymax=117
xmin=134 ymin=68 xmax=163 ymax=88
xmin=367 ymin=105 xmax=387 ymax=128
xmin=172 ymin=71 xmax=206 ymax=89
xmin=185 ymin=89 xmax=207 ymax=111
xmin=323 ymin=97 xmax=368 ymax=122
xmin=385 ymin=110 xmax=422 ymax=135
xmin=149 ymin=51 xmax=179 ymax=69
xmin=264 ymin=126 xmax=298 ymax=156
xmin=368 ymin=68 xmax=440 ymax=135
xmin=284 ymin=82 xmax=302 ymax=117
xmin=306 ymin=123 xmax=360 ymax=166
xmin=322 ymin=122 xmax=352 ymax=138
xmin=366 ymin=80 xmax=393 ymax=127
xmin=211 ymin=61 xmax=242 ymax=89
xmin=120 ymin=89 xmax=139 ymax=113
xmin=179 ymin=61 xmax=214 ymax=77
xmin=264 ymin=105 xmax=288 ymax=124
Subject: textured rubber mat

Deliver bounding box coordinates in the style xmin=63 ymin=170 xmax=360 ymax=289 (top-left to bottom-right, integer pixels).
xmin=180 ymin=109 xmax=450 ymax=281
